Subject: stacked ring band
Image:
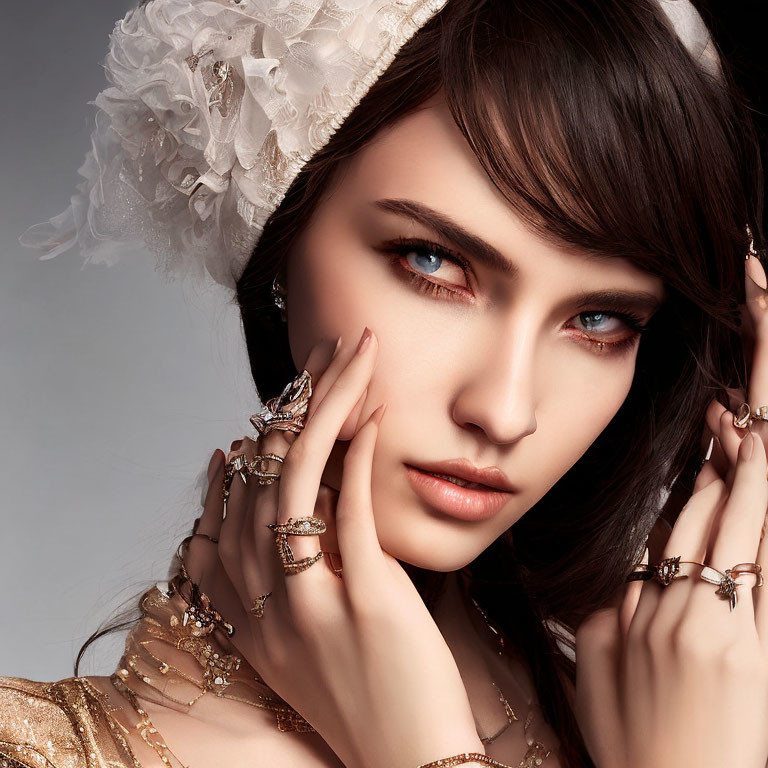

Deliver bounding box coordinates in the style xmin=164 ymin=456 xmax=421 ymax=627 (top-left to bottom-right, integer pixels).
xmin=267 ymin=516 xmax=327 ymax=576
xmin=626 ymin=556 xmax=763 ymax=611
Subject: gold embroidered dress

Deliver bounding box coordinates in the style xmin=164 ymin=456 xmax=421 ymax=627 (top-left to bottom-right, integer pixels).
xmin=0 ymin=676 xmax=140 ymax=768
xmin=0 ymin=571 xmax=552 ymax=768
xmin=0 ymin=573 xmax=315 ymax=768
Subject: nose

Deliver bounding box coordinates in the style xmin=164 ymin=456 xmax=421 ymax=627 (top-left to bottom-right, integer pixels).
xmin=451 ymin=321 xmax=538 ymax=446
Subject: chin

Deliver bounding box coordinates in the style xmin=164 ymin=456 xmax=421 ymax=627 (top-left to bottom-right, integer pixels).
xmin=376 ymin=518 xmax=489 ymax=573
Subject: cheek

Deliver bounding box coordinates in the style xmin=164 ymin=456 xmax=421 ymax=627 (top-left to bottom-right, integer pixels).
xmin=528 ymin=351 xmax=638 ymax=489
xmin=286 ymin=227 xmax=393 ymax=363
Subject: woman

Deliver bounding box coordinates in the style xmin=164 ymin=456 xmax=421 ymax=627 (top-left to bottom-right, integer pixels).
xmin=2 ymin=0 xmax=767 ymax=766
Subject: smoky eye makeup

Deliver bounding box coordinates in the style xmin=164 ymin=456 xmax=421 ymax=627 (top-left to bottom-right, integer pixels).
xmin=376 ymin=235 xmax=655 ymax=356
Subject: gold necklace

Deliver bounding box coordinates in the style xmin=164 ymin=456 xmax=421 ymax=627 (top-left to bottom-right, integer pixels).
xmin=469 ymin=597 xmax=551 ymax=765
xmin=110 ymin=571 xmax=550 ymax=766
xmin=110 ymin=673 xmax=186 ymax=768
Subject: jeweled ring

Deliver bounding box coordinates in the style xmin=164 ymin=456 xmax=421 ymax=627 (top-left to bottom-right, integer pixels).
xmin=222 ymin=451 xmax=283 ymax=516
xmin=268 ymin=515 xmax=326 ymax=576
xmin=268 ymin=516 xmax=327 ymax=536
xmin=733 ymin=402 xmax=768 ymax=429
xmin=248 ymin=453 xmax=284 ymax=486
xmin=249 ymin=591 xmax=272 ymax=618
xmin=627 ymin=558 xmax=762 ymax=610
xmin=222 ymin=452 xmax=248 ymax=519
xmin=627 ymin=555 xmax=690 ymax=584
xmin=656 ymin=555 xmax=682 ymax=585
xmin=698 ymin=564 xmax=739 ymax=610
xmin=250 ymin=369 xmax=313 ymax=436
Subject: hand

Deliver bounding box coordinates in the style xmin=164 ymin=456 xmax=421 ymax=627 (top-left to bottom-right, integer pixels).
xmin=573 ymin=252 xmax=768 ymax=768
xmin=708 ymin=250 xmax=768 ymax=470
xmin=184 ymin=328 xmax=485 ymax=768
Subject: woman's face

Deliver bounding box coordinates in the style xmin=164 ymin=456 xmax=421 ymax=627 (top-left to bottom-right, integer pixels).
xmin=285 ymin=96 xmax=665 ymax=571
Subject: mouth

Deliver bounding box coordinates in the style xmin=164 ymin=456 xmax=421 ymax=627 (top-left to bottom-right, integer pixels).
xmin=404 ymin=464 xmax=515 ymax=521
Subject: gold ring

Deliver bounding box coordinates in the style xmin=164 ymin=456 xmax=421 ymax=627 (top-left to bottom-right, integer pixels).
xmin=250 ymin=370 xmax=313 ymax=436
xmin=249 ymin=592 xmax=272 ymax=618
xmin=222 ymin=452 xmax=248 ymax=519
xmin=268 ymin=516 xmax=326 ymax=576
xmin=267 ymin=516 xmax=327 ymax=536
xmin=626 ymin=556 xmax=755 ymax=611
xmin=733 ymin=402 xmax=768 ymax=429
xmin=248 ymin=453 xmax=284 ymax=486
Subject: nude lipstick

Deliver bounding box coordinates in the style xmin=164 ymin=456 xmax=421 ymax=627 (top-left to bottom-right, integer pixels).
xmin=404 ymin=459 xmax=517 ymax=521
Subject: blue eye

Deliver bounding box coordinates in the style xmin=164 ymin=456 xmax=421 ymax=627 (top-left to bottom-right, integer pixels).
xmin=579 ymin=312 xmax=616 ymax=332
xmin=407 ymin=248 xmax=442 ymax=275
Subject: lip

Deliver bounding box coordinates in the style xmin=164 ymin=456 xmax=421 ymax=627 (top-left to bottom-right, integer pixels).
xmin=404 ymin=463 xmax=515 ymax=522
xmin=409 ymin=458 xmax=517 ymax=492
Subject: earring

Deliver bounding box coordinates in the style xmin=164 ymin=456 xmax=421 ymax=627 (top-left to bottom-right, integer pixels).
xmin=271 ymin=275 xmax=287 ymax=321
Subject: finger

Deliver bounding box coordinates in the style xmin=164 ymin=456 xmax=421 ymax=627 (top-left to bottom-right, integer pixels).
xmin=336 ymin=404 xmax=388 ymax=596
xmin=251 ymin=337 xmax=344 ymax=586
xmin=197 ymin=449 xmax=226 ymax=538
xmin=704 ymin=400 xmax=732 ymax=478
xmin=754 ymin=495 xmax=768 ymax=649
xmin=278 ymin=328 xmax=378 ymax=572
xmin=185 ymin=449 xmax=226 ymax=585
xmin=315 ymin=482 xmax=340 ymax=555
xmin=705 ymin=432 xmax=768 ymax=615
xmin=574 ymin=604 xmax=624 ymax=766
xmin=746 ymin=255 xmax=768 ymax=443
xmin=629 ymin=478 xmax=727 ymax=631
xmin=662 ymin=477 xmax=727 ymax=564
xmin=303 ymin=334 xmax=371 ymax=440
xmin=707 ymin=402 xmax=745 ymax=474
xmin=218 ymin=441 xmax=256 ymax=605
xmin=693 ymin=447 xmax=723 ymax=493
xmin=619 ymin=544 xmax=648 ymax=639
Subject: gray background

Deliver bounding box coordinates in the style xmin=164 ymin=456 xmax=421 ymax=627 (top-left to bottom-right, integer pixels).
xmin=0 ymin=1 xmax=257 ymax=679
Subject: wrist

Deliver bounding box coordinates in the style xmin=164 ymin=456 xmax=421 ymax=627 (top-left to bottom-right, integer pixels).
xmin=417 ymin=750 xmax=512 ymax=768
xmin=414 ymin=739 xmax=490 ymax=768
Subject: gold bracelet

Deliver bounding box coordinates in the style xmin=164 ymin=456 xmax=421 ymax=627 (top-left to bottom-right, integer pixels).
xmin=418 ymin=752 xmax=513 ymax=768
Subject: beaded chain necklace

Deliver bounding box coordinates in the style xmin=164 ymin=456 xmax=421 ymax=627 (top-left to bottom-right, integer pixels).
xmin=107 ymin=573 xmax=550 ymax=767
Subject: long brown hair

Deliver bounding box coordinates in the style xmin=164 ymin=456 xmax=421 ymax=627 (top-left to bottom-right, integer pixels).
xmin=233 ymin=0 xmax=764 ymax=764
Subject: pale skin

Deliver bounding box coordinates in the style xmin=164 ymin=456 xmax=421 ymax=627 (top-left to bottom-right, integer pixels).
xmin=85 ymin=96 xmax=768 ymax=767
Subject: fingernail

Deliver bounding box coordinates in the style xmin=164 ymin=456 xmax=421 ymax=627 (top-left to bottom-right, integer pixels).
xmin=702 ymin=435 xmax=714 ymax=463
xmin=371 ymin=403 xmax=387 ymax=424
xmin=739 ymin=432 xmax=756 ymax=461
xmin=208 ymin=450 xmax=224 ymax=483
xmin=333 ymin=335 xmax=343 ymax=356
xmin=357 ymin=326 xmax=373 ymax=354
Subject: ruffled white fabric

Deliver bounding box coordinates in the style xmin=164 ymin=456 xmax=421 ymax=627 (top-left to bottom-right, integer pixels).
xmin=656 ymin=0 xmax=723 ymax=83
xmin=20 ymin=0 xmax=719 ymax=291
xmin=21 ymin=0 xmax=450 ymax=289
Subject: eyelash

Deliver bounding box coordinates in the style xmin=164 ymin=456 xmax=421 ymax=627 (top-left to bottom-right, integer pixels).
xmin=382 ymin=236 xmax=649 ymax=355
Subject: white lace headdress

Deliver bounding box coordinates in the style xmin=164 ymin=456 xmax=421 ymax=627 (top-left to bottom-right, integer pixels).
xmin=20 ymin=0 xmax=722 ymax=292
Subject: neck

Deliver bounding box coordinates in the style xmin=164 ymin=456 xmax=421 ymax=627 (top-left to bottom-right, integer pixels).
xmin=111 ymin=566 xmax=542 ymax=751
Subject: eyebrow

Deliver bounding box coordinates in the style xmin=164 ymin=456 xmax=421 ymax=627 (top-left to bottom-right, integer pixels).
xmin=372 ymin=197 xmax=665 ymax=314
